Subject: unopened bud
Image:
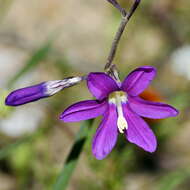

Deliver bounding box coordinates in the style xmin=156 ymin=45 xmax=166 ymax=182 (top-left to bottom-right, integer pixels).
xmin=5 ymin=76 xmax=83 ymax=106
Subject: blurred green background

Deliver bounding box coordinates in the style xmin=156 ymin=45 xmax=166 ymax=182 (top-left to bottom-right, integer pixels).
xmin=0 ymin=0 xmax=190 ymax=189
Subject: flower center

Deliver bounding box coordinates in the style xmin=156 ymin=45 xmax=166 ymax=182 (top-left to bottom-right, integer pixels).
xmin=108 ymin=91 xmax=128 ymax=133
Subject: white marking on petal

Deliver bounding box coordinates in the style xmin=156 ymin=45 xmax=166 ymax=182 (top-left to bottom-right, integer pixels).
xmin=45 ymin=80 xmax=65 ymax=96
xmin=45 ymin=77 xmax=82 ymax=96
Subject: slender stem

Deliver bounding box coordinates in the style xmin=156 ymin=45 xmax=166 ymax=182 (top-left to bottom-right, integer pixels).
xmin=104 ymin=0 xmax=141 ymax=72
xmin=107 ymin=0 xmax=127 ymax=16
xmin=104 ymin=16 xmax=128 ymax=72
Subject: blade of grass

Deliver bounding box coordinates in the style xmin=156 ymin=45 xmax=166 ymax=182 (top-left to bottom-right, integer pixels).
xmin=7 ymin=40 xmax=53 ymax=88
xmin=53 ymin=119 xmax=93 ymax=190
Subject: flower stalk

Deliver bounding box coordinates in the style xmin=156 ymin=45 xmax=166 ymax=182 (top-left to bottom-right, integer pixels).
xmin=105 ymin=0 xmax=141 ymax=75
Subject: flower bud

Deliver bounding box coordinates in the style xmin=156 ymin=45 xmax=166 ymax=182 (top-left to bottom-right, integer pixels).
xmin=5 ymin=82 xmax=47 ymax=106
xmin=5 ymin=76 xmax=83 ymax=106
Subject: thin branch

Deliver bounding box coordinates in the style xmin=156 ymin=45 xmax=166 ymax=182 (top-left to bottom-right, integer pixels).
xmin=104 ymin=0 xmax=141 ymax=72
xmin=128 ymin=0 xmax=141 ymax=19
xmin=106 ymin=0 xmax=127 ymax=16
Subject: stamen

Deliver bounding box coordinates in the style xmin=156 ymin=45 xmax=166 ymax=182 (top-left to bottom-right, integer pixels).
xmin=117 ymin=115 xmax=128 ymax=133
xmin=109 ymin=91 xmax=128 ymax=133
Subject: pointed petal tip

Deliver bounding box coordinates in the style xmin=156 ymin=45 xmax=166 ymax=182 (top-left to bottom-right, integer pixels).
xmin=136 ymin=66 xmax=157 ymax=75
xmin=133 ymin=137 xmax=157 ymax=153
xmin=59 ymin=113 xmax=76 ymax=122
xmin=59 ymin=114 xmax=64 ymax=121
xmin=149 ymin=149 xmax=157 ymax=153
xmin=59 ymin=112 xmax=76 ymax=122
xmin=140 ymin=65 xmax=157 ymax=70
xmin=134 ymin=136 xmax=157 ymax=153
xmin=163 ymin=105 xmax=179 ymax=118
xmin=92 ymin=152 xmax=107 ymax=160
xmin=92 ymin=136 xmax=115 ymax=160
xmin=172 ymin=108 xmax=179 ymax=117
xmin=144 ymin=143 xmax=157 ymax=153
xmin=164 ymin=104 xmax=179 ymax=118
xmin=59 ymin=113 xmax=79 ymax=123
xmin=134 ymin=66 xmax=157 ymax=75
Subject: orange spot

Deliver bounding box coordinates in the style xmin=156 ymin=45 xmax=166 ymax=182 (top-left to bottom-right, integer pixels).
xmin=140 ymin=87 xmax=164 ymax=124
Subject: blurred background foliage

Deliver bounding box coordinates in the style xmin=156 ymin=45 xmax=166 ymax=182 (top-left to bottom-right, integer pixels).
xmin=0 ymin=0 xmax=190 ymax=189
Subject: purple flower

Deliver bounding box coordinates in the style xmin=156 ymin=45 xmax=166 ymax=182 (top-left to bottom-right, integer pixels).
xmin=60 ymin=66 xmax=179 ymax=160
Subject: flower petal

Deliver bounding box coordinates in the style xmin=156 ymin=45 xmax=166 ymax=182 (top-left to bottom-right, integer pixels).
xmin=60 ymin=100 xmax=108 ymax=122
xmin=87 ymin=72 xmax=119 ymax=100
xmin=92 ymin=104 xmax=118 ymax=160
xmin=128 ymin=96 xmax=179 ymax=119
xmin=123 ymin=104 xmax=157 ymax=152
xmin=121 ymin=66 xmax=156 ymax=96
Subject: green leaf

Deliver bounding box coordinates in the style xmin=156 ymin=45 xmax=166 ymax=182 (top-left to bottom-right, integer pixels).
xmin=7 ymin=41 xmax=52 ymax=88
xmin=53 ymin=119 xmax=93 ymax=190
